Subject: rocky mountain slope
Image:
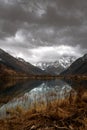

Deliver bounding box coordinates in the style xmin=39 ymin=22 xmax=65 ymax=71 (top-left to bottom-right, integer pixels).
xmin=0 ymin=48 xmax=45 ymax=76
xmin=35 ymin=56 xmax=76 ymax=74
xmin=61 ymin=54 xmax=87 ymax=75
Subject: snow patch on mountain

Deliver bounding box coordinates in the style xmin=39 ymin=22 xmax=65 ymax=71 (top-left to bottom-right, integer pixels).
xmin=34 ymin=56 xmax=77 ymax=74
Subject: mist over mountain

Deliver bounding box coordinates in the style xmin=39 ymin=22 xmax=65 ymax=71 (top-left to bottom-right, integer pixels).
xmin=0 ymin=48 xmax=87 ymax=77
xmin=0 ymin=48 xmax=45 ymax=76
xmin=35 ymin=55 xmax=76 ymax=74
xmin=61 ymin=54 xmax=87 ymax=75
xmin=0 ymin=0 xmax=87 ymax=63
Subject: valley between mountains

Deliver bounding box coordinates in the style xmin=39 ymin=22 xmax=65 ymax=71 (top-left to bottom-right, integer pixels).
xmin=0 ymin=48 xmax=87 ymax=130
xmin=0 ymin=48 xmax=87 ymax=81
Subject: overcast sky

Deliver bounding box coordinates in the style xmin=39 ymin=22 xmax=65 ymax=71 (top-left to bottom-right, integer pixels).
xmin=0 ymin=0 xmax=87 ymax=63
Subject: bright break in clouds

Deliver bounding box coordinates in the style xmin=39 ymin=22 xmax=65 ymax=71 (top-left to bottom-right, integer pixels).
xmin=0 ymin=0 xmax=87 ymax=63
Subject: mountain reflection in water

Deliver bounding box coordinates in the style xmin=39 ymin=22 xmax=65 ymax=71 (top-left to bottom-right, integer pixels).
xmin=0 ymin=79 xmax=87 ymax=118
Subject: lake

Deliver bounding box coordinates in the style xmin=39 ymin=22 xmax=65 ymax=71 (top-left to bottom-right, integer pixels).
xmin=0 ymin=79 xmax=87 ymax=118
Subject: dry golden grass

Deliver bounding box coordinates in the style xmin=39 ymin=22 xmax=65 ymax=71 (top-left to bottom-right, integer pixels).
xmin=0 ymin=89 xmax=87 ymax=130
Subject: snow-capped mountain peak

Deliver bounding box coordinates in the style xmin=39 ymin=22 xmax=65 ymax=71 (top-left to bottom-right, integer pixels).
xmin=35 ymin=56 xmax=77 ymax=74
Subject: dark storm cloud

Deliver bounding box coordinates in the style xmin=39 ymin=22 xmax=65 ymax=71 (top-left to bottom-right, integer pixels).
xmin=0 ymin=0 xmax=87 ymax=63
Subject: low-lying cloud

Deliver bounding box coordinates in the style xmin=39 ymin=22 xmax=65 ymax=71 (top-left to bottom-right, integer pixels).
xmin=0 ymin=0 xmax=87 ymax=63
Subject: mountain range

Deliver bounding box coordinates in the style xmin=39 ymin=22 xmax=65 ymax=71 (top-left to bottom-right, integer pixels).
xmin=0 ymin=48 xmax=87 ymax=77
xmin=35 ymin=56 xmax=76 ymax=75
xmin=0 ymin=48 xmax=45 ymax=77
xmin=61 ymin=54 xmax=87 ymax=75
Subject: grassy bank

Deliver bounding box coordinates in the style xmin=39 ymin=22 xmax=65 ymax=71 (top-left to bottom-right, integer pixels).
xmin=0 ymin=88 xmax=87 ymax=130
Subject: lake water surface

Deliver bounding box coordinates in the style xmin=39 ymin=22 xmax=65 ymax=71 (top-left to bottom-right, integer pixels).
xmin=0 ymin=79 xmax=87 ymax=118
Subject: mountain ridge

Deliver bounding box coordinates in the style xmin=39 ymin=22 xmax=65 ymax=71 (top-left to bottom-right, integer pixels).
xmin=35 ymin=56 xmax=76 ymax=74
xmin=61 ymin=54 xmax=87 ymax=75
xmin=0 ymin=48 xmax=45 ymax=77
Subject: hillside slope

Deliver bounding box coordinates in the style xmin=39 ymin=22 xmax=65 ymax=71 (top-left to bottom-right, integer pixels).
xmin=35 ymin=56 xmax=76 ymax=75
xmin=0 ymin=49 xmax=45 ymax=76
xmin=61 ymin=54 xmax=87 ymax=75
